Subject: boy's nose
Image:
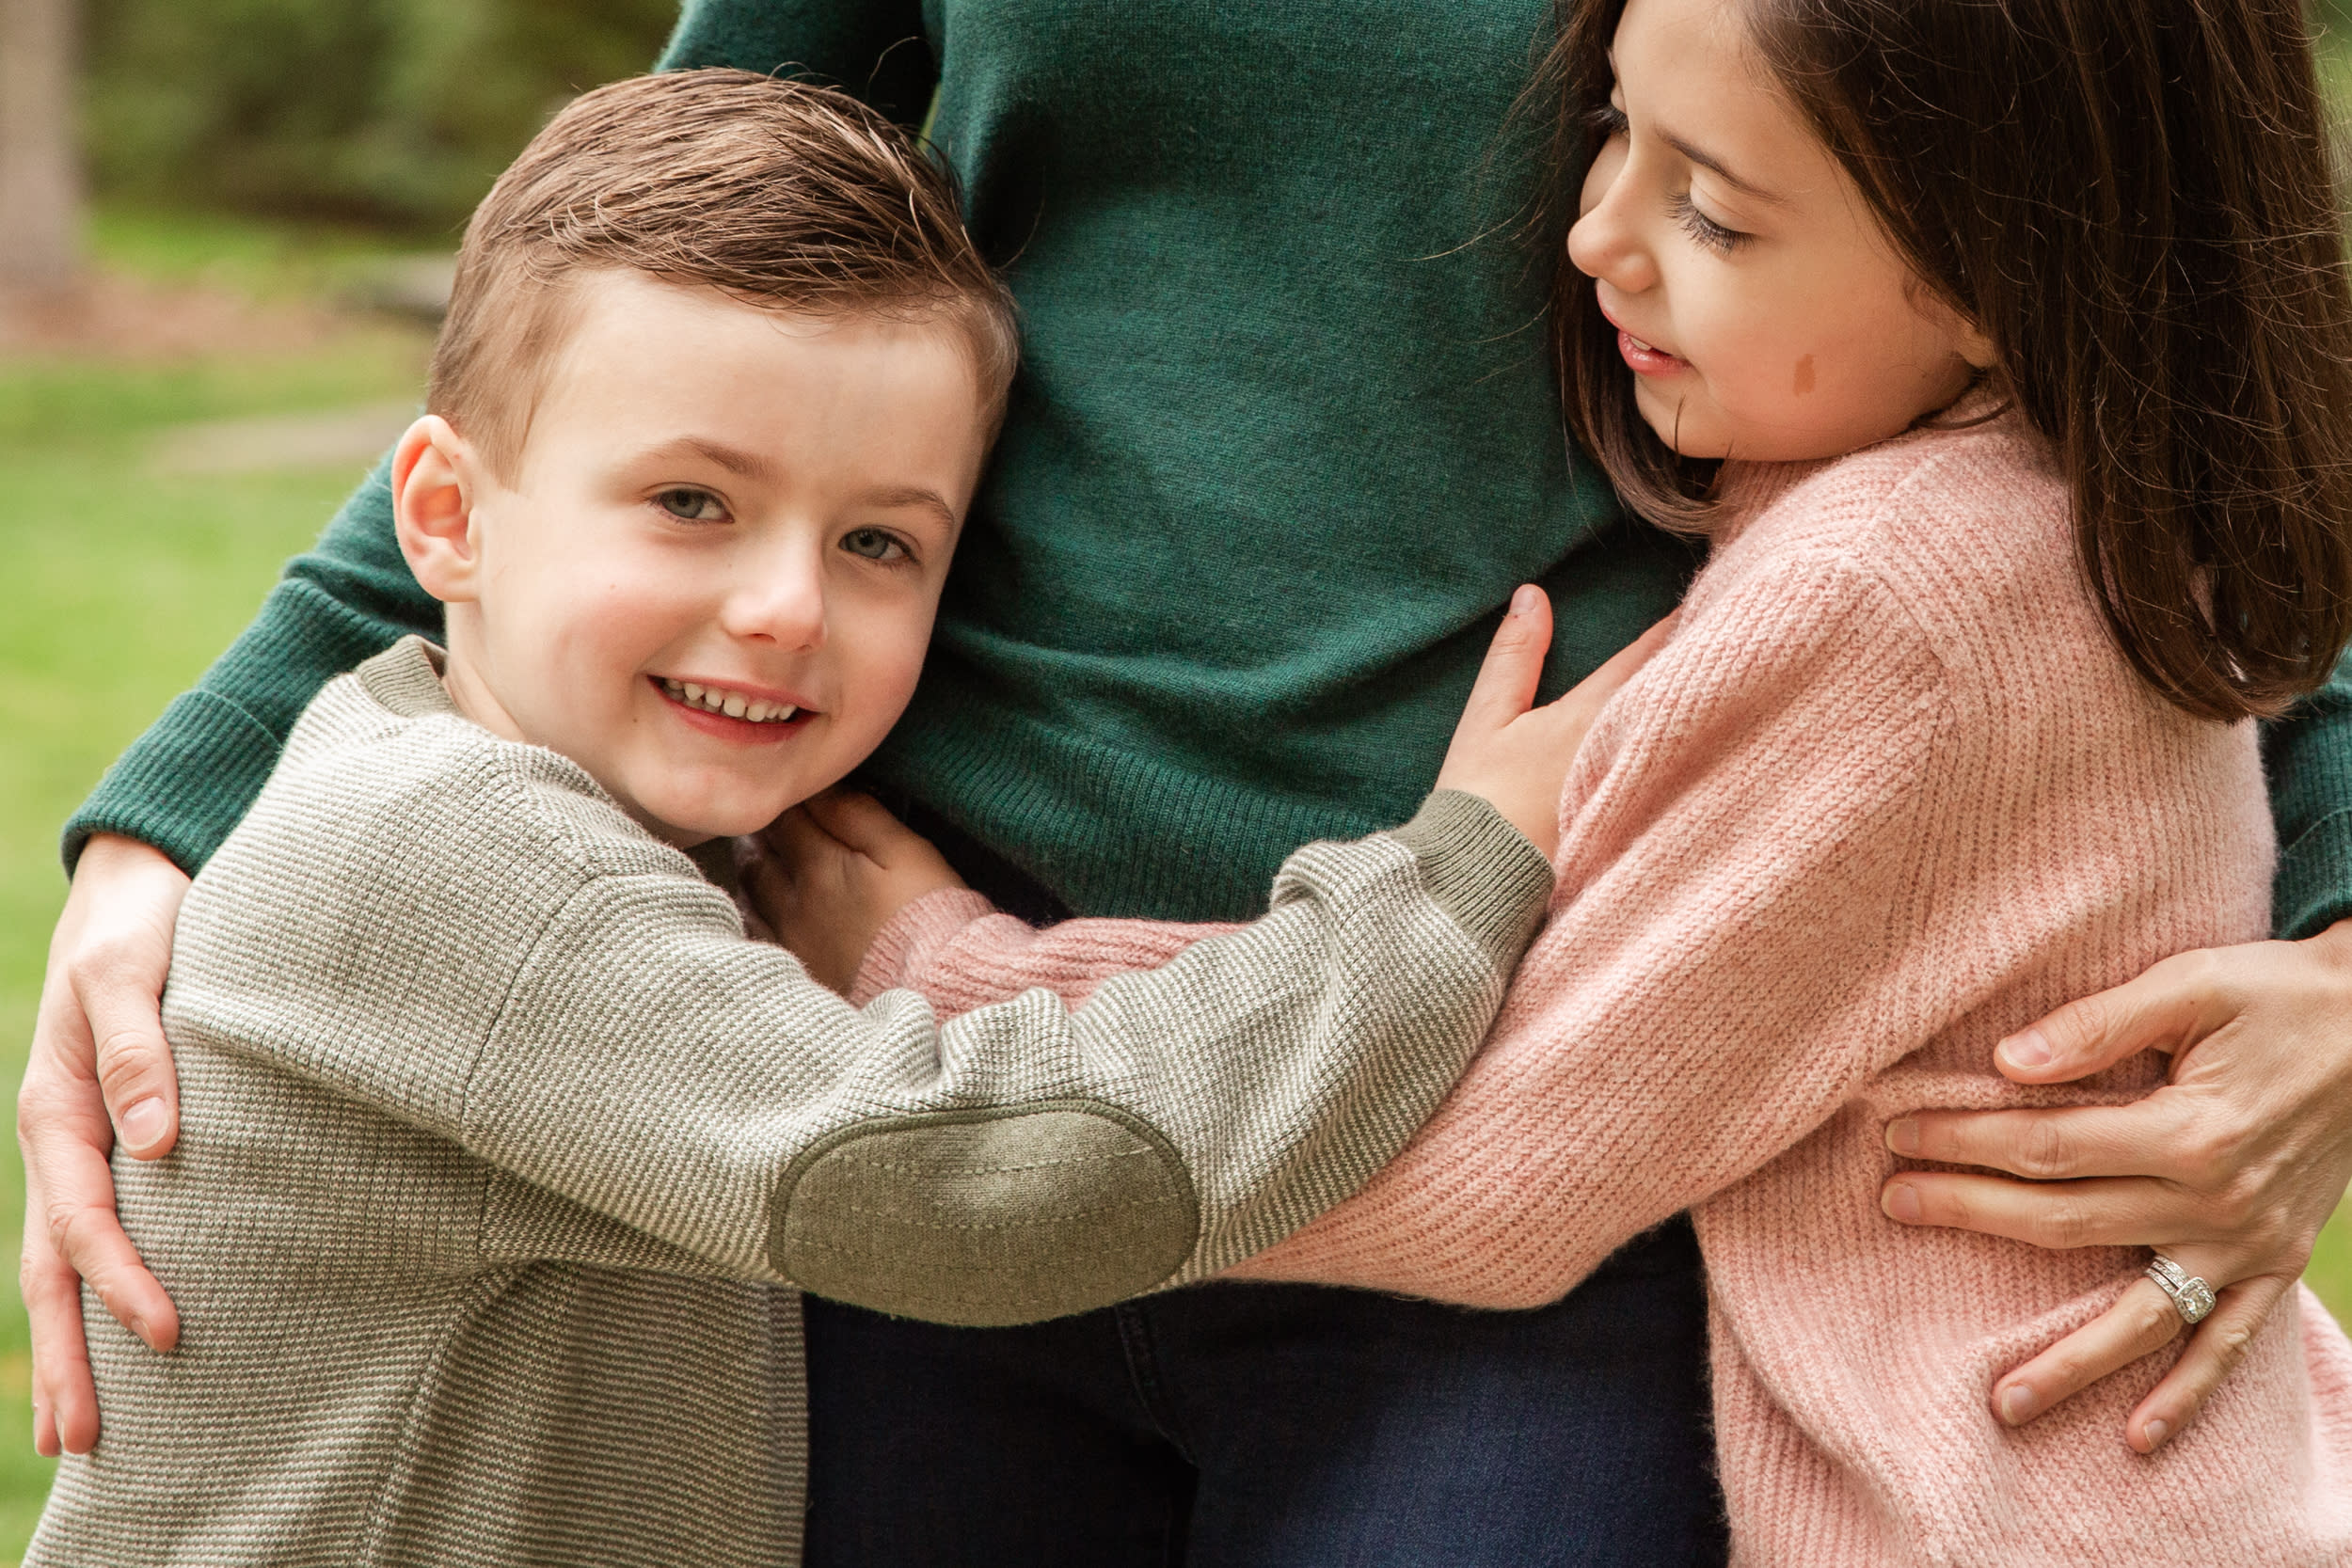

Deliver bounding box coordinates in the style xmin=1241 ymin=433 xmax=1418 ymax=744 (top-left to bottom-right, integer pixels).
xmin=723 ymin=550 xmax=828 ymax=651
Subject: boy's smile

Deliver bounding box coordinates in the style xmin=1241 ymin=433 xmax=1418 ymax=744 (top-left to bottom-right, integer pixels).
xmin=391 ymin=269 xmax=993 ymax=846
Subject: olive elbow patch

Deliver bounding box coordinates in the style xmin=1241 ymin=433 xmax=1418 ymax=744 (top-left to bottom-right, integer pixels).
xmin=771 ymin=1101 xmax=1200 ymax=1327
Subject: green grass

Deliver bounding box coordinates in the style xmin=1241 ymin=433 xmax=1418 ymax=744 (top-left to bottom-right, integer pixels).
xmin=0 ymin=211 xmax=434 ymax=1558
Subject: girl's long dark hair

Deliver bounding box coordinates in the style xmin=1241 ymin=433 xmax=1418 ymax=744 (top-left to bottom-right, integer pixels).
xmin=1544 ymin=0 xmax=2352 ymax=721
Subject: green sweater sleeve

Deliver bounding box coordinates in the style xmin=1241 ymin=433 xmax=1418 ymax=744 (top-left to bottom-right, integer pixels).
xmin=2264 ymin=644 xmax=2352 ymax=941
xmin=61 ymin=460 xmax=437 ymax=876
xmin=659 ymin=0 xmax=936 ymax=126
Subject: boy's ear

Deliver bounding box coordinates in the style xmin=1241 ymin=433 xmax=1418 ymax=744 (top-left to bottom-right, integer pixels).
xmin=392 ymin=416 xmax=485 ymax=605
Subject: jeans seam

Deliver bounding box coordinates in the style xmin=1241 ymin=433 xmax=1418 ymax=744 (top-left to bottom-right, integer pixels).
xmin=1113 ymin=1300 xmax=1197 ymax=1467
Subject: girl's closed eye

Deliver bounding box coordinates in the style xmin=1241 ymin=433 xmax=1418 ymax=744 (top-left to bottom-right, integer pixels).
xmin=654 ymin=486 xmax=729 ymax=524
xmin=1668 ymin=191 xmax=1748 ymax=254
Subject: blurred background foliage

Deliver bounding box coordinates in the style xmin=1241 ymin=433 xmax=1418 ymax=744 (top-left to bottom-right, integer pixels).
xmin=0 ymin=1 xmax=2349 ymax=1561
xmin=82 ymin=0 xmax=676 ymax=230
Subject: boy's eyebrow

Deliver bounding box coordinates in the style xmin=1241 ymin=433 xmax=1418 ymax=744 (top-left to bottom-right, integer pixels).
xmin=650 ymin=436 xmax=783 ymax=483
xmin=1661 ymin=130 xmax=1787 ymax=204
xmin=864 ymin=485 xmax=962 ymax=531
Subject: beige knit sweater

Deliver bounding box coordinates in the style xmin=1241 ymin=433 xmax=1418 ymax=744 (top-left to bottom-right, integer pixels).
xmin=27 ymin=635 xmax=1553 ymax=1568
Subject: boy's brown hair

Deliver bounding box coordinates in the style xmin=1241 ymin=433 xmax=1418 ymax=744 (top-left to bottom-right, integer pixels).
xmin=429 ymin=69 xmax=1019 ymax=477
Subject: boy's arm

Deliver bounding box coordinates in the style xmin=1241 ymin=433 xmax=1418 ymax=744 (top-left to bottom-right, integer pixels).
xmin=659 ymin=0 xmax=936 ymax=128
xmin=212 ymin=790 xmax=1549 ymax=1326
xmin=61 ymin=461 xmax=437 ymax=875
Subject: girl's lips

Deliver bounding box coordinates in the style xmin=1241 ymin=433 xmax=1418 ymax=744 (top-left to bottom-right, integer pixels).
xmin=1616 ymin=327 xmax=1689 ymax=378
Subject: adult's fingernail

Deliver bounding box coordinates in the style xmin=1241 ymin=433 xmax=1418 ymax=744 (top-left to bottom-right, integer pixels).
xmin=2141 ymin=1418 xmax=2169 ymax=1450
xmin=119 ymin=1097 xmax=166 ymax=1148
xmin=129 ymin=1315 xmax=154 ymax=1350
xmin=1885 ymin=1118 xmax=1920 ymax=1156
xmin=1510 ymin=585 xmax=1540 ymax=617
xmin=1998 ymin=1386 xmax=2037 ymax=1426
xmin=1881 ymin=1182 xmax=1923 ymax=1224
xmin=1998 ymin=1029 xmax=2053 ymax=1070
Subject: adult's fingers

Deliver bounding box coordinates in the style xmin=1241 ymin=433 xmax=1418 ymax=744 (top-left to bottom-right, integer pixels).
xmin=74 ymin=958 xmax=180 ymax=1160
xmin=1454 ymin=586 xmax=1553 ymax=736
xmin=1987 ymin=1277 xmax=2181 ymax=1433
xmin=2126 ymin=1271 xmax=2292 ymax=1451
xmin=22 ymin=1202 xmax=96 ymax=1457
xmin=1879 ymin=1168 xmax=2244 ymax=1255
xmin=1991 ymin=947 xmax=2238 ymax=1085
xmin=1884 ymin=1096 xmax=2200 ymax=1183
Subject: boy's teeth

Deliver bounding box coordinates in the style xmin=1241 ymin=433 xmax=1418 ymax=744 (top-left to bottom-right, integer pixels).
xmin=660 ymin=678 xmax=798 ymax=723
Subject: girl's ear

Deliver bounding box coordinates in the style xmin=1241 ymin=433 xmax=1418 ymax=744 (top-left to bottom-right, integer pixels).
xmin=392 ymin=416 xmax=483 ymax=605
xmin=1957 ymin=319 xmax=1999 ymax=372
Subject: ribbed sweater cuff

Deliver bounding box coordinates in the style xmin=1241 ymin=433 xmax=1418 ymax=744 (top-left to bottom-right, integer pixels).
xmin=61 ymin=689 xmax=285 ymax=878
xmin=850 ymin=888 xmax=997 ymax=1007
xmin=2275 ymin=805 xmax=2352 ymax=942
xmin=1389 ymin=790 xmax=1554 ymax=967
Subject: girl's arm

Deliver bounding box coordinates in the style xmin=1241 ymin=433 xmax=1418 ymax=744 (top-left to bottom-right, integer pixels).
xmin=1224 ymin=552 xmax=1961 ymax=1304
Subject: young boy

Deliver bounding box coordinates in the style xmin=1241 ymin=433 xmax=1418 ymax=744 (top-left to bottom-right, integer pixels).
xmin=25 ymin=71 xmax=1612 ymax=1565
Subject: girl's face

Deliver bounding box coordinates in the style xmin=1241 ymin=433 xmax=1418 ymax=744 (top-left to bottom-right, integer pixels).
xmin=1568 ymin=0 xmax=1993 ymax=461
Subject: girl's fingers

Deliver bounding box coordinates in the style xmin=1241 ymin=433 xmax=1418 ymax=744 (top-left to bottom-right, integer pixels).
xmin=2128 ymin=1272 xmax=2293 ymax=1451
xmin=800 ymin=789 xmax=916 ymax=860
xmin=1990 ymin=1278 xmax=2181 ymax=1430
xmin=1537 ymin=610 xmax=1678 ymax=721
xmin=1455 ymin=586 xmax=1553 ymax=735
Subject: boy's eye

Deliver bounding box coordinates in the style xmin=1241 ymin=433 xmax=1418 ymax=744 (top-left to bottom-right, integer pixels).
xmin=1669 ymin=192 xmax=1751 ymax=255
xmin=841 ymin=527 xmax=910 ymax=563
xmin=656 ymin=487 xmax=727 ymax=522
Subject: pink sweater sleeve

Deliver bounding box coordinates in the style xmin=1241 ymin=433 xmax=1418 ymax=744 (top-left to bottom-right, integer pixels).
xmin=848 ymin=889 xmax=1236 ymax=1013
xmin=1226 ymin=549 xmax=1961 ymax=1307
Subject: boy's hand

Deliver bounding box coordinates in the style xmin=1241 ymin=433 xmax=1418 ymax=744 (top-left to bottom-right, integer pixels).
xmin=1435 ymin=587 xmax=1676 ymax=859
xmin=742 ymin=790 xmax=967 ymax=994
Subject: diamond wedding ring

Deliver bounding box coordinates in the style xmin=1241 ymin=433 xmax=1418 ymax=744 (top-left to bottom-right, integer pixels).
xmin=2146 ymin=1253 xmax=2217 ymax=1325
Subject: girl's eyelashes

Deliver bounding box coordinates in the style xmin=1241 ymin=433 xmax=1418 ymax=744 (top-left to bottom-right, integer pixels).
xmin=1587 ymin=103 xmax=1630 ymax=140
xmin=840 ymin=526 xmax=915 ymax=566
xmin=653 ymin=486 xmax=729 ymax=523
xmin=1669 ymin=191 xmax=1751 ymax=255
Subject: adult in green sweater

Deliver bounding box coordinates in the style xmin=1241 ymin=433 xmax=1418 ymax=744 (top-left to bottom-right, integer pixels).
xmin=24 ymin=1 xmax=2352 ymax=1562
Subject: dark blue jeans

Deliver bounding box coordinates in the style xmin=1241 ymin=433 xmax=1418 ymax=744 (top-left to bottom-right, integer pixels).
xmin=802 ymin=1214 xmax=1727 ymax=1567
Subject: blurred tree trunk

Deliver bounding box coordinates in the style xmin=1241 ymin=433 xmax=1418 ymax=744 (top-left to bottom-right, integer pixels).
xmin=0 ymin=0 xmax=82 ymax=295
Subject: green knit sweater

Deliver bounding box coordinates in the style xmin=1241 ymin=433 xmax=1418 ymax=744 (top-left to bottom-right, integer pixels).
xmin=63 ymin=0 xmax=2352 ymax=932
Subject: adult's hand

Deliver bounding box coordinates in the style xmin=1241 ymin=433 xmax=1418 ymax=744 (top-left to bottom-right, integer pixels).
xmin=17 ymin=833 xmax=191 ymax=1456
xmin=1880 ymin=920 xmax=2352 ymax=1453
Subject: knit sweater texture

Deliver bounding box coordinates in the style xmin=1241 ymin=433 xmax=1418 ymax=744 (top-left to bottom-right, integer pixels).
xmin=26 ymin=637 xmax=1552 ymax=1567
xmin=857 ymin=411 xmax=2352 ymax=1564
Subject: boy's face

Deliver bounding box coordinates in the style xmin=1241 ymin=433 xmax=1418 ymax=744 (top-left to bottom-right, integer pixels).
xmin=394 ymin=270 xmax=993 ymax=845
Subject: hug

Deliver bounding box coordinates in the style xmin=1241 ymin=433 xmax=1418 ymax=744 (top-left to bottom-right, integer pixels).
xmin=20 ymin=0 xmax=2352 ymax=1562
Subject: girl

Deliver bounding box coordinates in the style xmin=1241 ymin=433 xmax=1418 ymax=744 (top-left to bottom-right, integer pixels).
xmin=816 ymin=0 xmax=2352 ymax=1555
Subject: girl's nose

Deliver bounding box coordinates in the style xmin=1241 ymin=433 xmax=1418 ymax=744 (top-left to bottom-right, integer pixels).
xmin=722 ymin=546 xmax=827 ymax=652
xmin=1566 ymin=153 xmax=1658 ymax=295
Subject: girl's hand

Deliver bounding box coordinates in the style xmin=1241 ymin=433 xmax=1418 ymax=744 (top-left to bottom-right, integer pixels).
xmin=19 ymin=833 xmax=193 ymax=1457
xmin=1435 ymin=587 xmax=1676 ymax=859
xmin=1879 ymin=920 xmax=2352 ymax=1452
xmin=742 ymin=790 xmax=968 ymax=994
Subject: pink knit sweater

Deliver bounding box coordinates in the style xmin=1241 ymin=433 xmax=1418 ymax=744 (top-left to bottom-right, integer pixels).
xmin=853 ymin=411 xmax=2352 ymax=1563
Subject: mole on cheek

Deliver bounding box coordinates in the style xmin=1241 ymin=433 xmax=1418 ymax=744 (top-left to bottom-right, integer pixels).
xmin=1793 ymin=354 xmax=1817 ymax=396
